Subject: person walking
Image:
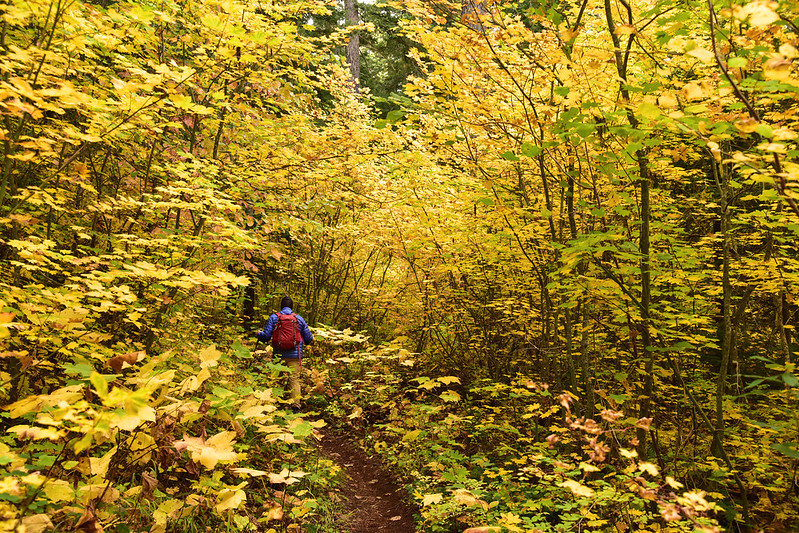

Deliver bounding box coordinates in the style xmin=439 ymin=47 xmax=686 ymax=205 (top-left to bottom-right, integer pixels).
xmin=257 ymin=296 xmax=314 ymax=407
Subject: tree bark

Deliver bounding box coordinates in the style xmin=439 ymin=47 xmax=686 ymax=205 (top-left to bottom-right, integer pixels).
xmin=344 ymin=0 xmax=360 ymax=90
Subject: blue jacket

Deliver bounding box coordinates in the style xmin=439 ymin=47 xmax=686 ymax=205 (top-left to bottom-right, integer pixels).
xmin=257 ymin=307 xmax=313 ymax=359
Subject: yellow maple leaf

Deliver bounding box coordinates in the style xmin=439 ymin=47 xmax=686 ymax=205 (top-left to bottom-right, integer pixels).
xmin=20 ymin=514 xmax=53 ymax=533
xmin=422 ymin=493 xmax=443 ymax=506
xmin=199 ymin=345 xmax=222 ymax=368
xmin=687 ymin=48 xmax=715 ymax=64
xmin=559 ymin=479 xmax=595 ymax=498
xmin=215 ymin=488 xmax=246 ymax=513
xmin=639 ymin=462 xmax=660 ymax=476
xmin=174 ymin=431 xmax=238 ymax=470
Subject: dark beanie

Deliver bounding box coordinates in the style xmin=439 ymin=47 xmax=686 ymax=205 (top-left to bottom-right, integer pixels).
xmin=280 ymin=296 xmax=293 ymax=309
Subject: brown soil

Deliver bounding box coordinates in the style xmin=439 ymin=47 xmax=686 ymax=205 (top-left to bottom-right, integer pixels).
xmin=318 ymin=430 xmax=418 ymax=533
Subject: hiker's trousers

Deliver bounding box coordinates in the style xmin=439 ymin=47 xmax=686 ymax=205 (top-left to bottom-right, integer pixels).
xmin=284 ymin=358 xmax=302 ymax=404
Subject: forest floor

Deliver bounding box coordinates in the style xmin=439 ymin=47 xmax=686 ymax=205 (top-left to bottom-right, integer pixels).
xmin=316 ymin=429 xmax=418 ymax=532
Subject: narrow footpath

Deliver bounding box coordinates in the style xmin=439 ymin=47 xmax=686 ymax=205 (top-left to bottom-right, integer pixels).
xmin=317 ymin=431 xmax=418 ymax=532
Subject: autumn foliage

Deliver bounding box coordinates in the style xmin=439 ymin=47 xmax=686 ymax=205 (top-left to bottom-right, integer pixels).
xmin=1 ymin=0 xmax=798 ymax=530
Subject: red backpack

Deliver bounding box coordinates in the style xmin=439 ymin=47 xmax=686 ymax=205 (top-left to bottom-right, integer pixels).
xmin=272 ymin=313 xmax=302 ymax=351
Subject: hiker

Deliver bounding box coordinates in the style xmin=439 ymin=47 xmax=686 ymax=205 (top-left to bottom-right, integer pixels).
xmin=257 ymin=296 xmax=314 ymax=406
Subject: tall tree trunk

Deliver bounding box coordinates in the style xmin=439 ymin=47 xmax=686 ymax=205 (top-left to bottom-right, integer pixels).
xmin=712 ymin=158 xmax=732 ymax=457
xmin=344 ymin=0 xmax=360 ymax=90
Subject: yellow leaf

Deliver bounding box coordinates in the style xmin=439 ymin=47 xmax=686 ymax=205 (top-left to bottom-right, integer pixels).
xmin=740 ymin=0 xmax=780 ymax=26
xmin=402 ymin=429 xmax=422 ymax=441
xmin=639 ymin=462 xmax=659 ymax=476
xmin=666 ymin=476 xmax=684 ymax=489
xmin=734 ymin=118 xmax=759 ymax=134
xmin=43 ymin=480 xmax=74 ymax=502
xmin=268 ymin=468 xmax=308 ymax=485
xmin=153 ymin=498 xmax=185 ymax=525
xmin=422 ymin=493 xmax=443 ymax=506
xmin=658 ymin=93 xmax=680 ymax=108
xmin=8 ymin=425 xmax=66 ymax=441
xmin=215 ymin=488 xmax=246 ymax=513
xmin=20 ymin=514 xmax=53 ymax=533
xmin=580 ymin=462 xmax=601 ymax=473
xmin=78 ymin=483 xmax=120 ymax=503
xmin=682 ymin=81 xmax=713 ymax=101
xmin=230 ymin=467 xmax=269 ymax=477
xmin=199 ymin=345 xmax=222 ymax=368
xmin=620 ymin=448 xmax=638 ymax=459
xmin=780 ymin=44 xmax=799 ymax=59
xmin=764 ymin=56 xmax=792 ymax=81
xmin=559 ymin=479 xmax=595 ymax=498
xmin=687 ymin=48 xmax=715 ymax=64
xmin=129 ymin=432 xmax=155 ymax=464
xmin=174 ymin=431 xmax=238 ymax=470
xmin=113 ymin=404 xmax=156 ymax=431
xmin=90 ymin=446 xmax=118 ymax=476
xmin=637 ymin=102 xmax=661 ymax=120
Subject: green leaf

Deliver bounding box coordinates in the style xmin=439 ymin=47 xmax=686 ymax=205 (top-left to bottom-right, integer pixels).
xmin=755 ymin=124 xmax=773 ymax=138
xmin=521 ymin=142 xmax=542 ymax=158
xmin=403 ymin=429 xmax=422 ymax=441
xmin=90 ymin=372 xmax=108 ymax=399
xmin=771 ymin=443 xmax=799 ymax=459
xmin=728 ymin=57 xmax=748 ymax=68
xmin=637 ymin=102 xmax=661 ymax=119
xmin=782 ymin=372 xmax=799 ymax=388
xmin=440 ymin=390 xmax=461 ymax=402
xmin=500 ymin=151 xmax=520 ymax=161
xmin=232 ymin=340 xmax=251 ymax=359
xmin=292 ymin=421 xmax=314 ymax=437
xmin=64 ymin=363 xmax=94 ymax=378
xmin=201 ymin=14 xmax=222 ymax=29
xmin=387 ymin=110 xmax=405 ymax=122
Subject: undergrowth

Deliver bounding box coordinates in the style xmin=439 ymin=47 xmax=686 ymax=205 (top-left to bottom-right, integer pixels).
xmin=315 ymin=332 xmax=798 ymax=532
xmin=1 ymin=319 xmax=347 ymax=532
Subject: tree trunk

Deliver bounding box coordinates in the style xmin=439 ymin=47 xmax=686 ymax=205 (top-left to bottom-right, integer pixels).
xmin=712 ymin=158 xmax=732 ymax=457
xmin=344 ymin=0 xmax=360 ymax=90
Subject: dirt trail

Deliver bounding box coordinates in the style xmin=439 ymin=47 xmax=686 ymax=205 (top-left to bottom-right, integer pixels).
xmin=318 ymin=431 xmax=418 ymax=533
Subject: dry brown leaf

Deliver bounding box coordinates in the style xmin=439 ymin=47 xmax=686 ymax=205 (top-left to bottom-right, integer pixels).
xmin=75 ymin=504 xmax=104 ymax=533
xmin=107 ymin=350 xmax=145 ymax=372
xmin=141 ymin=472 xmax=157 ymax=501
